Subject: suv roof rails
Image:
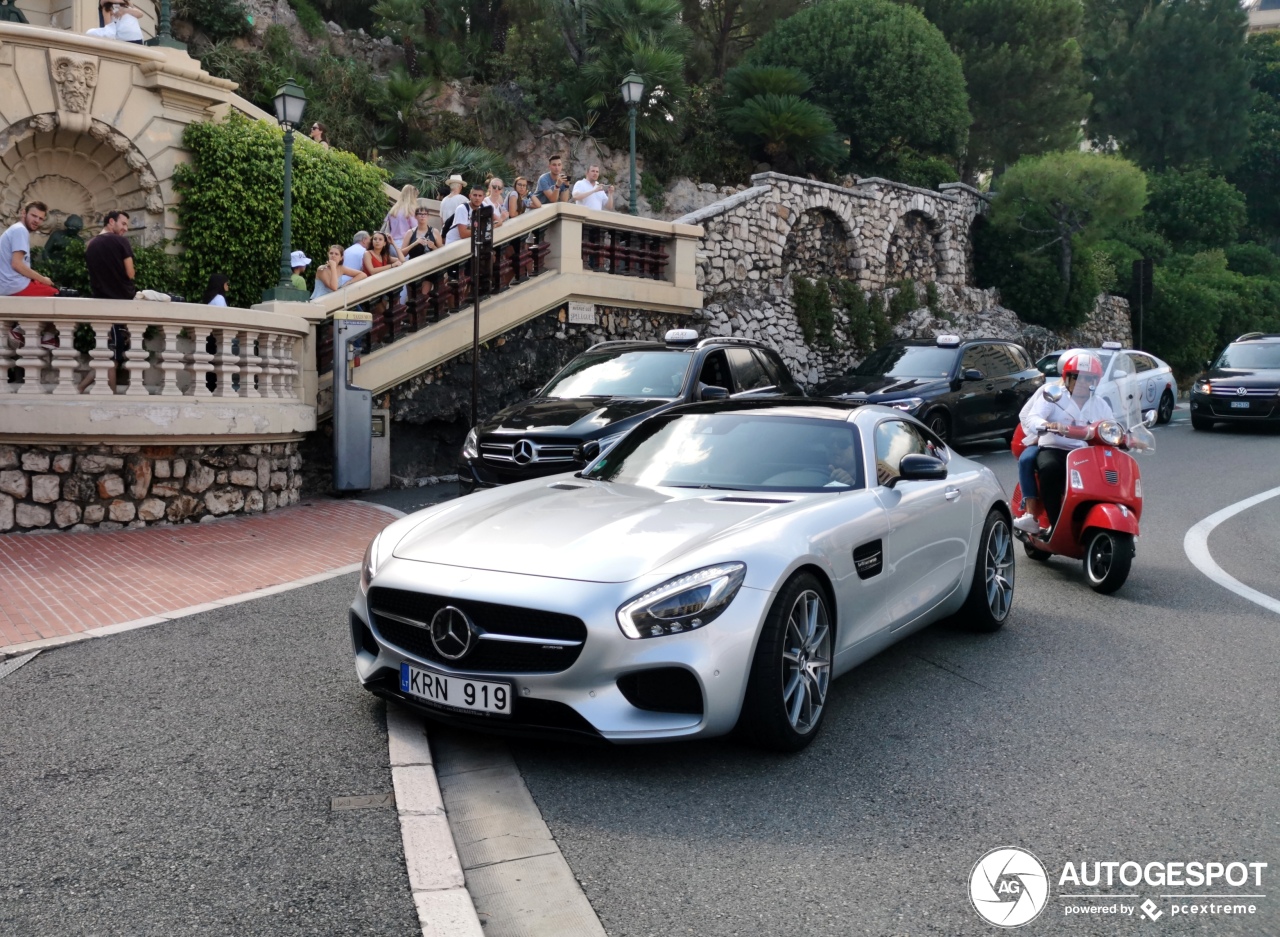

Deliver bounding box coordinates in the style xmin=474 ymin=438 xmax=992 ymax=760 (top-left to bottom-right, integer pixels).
xmin=695 ymin=336 xmax=766 ymax=349
xmin=583 ymin=339 xmax=662 ymax=353
xmin=1234 ymin=332 xmax=1280 ymax=342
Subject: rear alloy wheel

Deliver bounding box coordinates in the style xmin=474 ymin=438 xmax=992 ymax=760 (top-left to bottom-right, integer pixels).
xmin=1157 ymin=389 xmax=1175 ymax=425
xmin=739 ymin=573 xmax=832 ymax=752
xmin=1191 ymin=413 xmax=1214 ymax=431
xmin=926 ymin=410 xmax=951 ymax=444
xmin=960 ymin=510 xmax=1015 ymax=631
xmin=1083 ymin=529 xmax=1134 ymax=594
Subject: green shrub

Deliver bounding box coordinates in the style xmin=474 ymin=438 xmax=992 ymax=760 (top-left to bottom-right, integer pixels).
xmin=833 ymin=278 xmax=892 ymax=351
xmin=290 ymin=0 xmax=327 ymax=38
xmin=175 ymin=0 xmax=252 ymax=40
xmin=792 ymin=276 xmax=838 ymax=347
xmin=1224 ymin=242 xmax=1280 ymax=278
xmin=33 ymin=237 xmax=90 ymax=295
xmin=640 ymin=172 xmax=666 ymax=214
xmin=175 ymin=112 xmax=388 ymax=308
xmin=34 ymin=237 xmax=184 ymax=297
xmin=388 ymin=142 xmax=514 ymax=198
xmin=887 ymin=278 xmax=918 ymax=322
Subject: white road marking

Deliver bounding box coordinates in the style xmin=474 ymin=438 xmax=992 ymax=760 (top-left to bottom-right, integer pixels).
xmin=1183 ymin=485 xmax=1280 ymax=616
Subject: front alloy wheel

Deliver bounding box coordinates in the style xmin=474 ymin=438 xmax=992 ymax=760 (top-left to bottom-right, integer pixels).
xmin=959 ymin=509 xmax=1015 ymax=631
xmin=739 ymin=573 xmax=832 ymax=751
xmin=926 ymin=410 xmax=951 ymax=444
xmin=1157 ymin=390 xmax=1175 ymax=425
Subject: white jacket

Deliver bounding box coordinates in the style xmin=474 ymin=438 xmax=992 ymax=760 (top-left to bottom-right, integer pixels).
xmin=1022 ymin=388 xmax=1115 ymax=450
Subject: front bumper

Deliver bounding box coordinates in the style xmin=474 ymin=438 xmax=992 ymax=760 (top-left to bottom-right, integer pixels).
xmin=457 ymin=457 xmax=585 ymax=494
xmin=1190 ymin=391 xmax=1280 ymax=422
xmin=350 ymin=561 xmax=772 ymax=743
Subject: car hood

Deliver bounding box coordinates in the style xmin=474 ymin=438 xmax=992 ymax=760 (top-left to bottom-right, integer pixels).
xmin=480 ymin=397 xmax=670 ymax=437
xmin=1203 ymin=367 xmax=1280 ymax=384
xmin=390 ymin=480 xmax=799 ymax=583
xmin=816 ymin=374 xmax=946 ymax=398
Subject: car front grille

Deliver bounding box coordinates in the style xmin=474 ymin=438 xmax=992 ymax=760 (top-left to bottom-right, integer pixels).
xmin=1104 ymin=470 xmax=1119 ymax=485
xmin=481 ymin=439 xmax=579 ymax=464
xmin=1209 ymin=386 xmax=1279 ymax=396
xmin=367 ymin=587 xmax=587 ymax=674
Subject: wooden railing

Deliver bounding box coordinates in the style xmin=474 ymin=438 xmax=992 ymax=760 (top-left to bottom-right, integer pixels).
xmin=581 ymin=226 xmax=669 ymax=278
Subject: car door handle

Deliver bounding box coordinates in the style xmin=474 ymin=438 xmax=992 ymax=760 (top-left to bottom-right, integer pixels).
xmin=945 ymin=487 xmax=962 ymax=501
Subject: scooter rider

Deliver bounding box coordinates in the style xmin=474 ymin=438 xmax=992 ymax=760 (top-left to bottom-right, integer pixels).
xmin=1013 ymin=351 xmax=1114 ymax=532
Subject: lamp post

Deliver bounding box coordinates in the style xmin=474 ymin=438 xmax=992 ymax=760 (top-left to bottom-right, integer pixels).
xmin=146 ymin=0 xmax=185 ymax=49
xmin=262 ymin=78 xmax=311 ymax=303
xmin=620 ymin=72 xmax=645 ymax=216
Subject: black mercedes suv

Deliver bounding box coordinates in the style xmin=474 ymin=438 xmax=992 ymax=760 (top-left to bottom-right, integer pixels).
xmin=458 ymin=330 xmax=805 ymax=492
xmin=814 ymin=335 xmax=1043 ymax=445
xmin=1190 ymin=332 xmax=1280 ymax=430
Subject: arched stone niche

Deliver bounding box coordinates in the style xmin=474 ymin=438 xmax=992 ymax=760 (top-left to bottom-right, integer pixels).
xmin=781 ymin=208 xmax=855 ymax=281
xmin=0 ymin=114 xmax=165 ymax=242
xmin=885 ymin=209 xmax=943 ymax=283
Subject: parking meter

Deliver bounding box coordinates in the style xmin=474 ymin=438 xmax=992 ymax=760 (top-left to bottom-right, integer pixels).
xmin=332 ymin=311 xmax=373 ymax=491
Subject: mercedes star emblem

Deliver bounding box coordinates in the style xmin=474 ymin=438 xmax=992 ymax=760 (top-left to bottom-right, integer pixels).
xmin=429 ymin=606 xmax=475 ymax=660
xmin=514 ymin=439 xmax=536 ymax=464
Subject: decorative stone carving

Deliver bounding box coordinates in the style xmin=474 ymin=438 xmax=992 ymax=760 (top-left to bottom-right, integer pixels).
xmin=49 ymin=50 xmax=100 ymax=134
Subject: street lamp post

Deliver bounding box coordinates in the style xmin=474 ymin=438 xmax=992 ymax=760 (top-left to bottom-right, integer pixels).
xmin=146 ymin=0 xmax=185 ymax=49
xmin=620 ymin=72 xmax=645 ymax=216
xmin=262 ymin=78 xmax=311 ymax=303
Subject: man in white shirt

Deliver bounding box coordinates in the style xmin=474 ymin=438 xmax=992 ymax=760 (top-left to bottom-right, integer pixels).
xmin=342 ymin=232 xmax=370 ymax=285
xmin=438 ymin=176 xmax=468 ymax=234
xmin=445 ymin=187 xmax=486 ymax=245
xmin=571 ymin=165 xmax=614 ymax=211
xmin=0 ymin=201 xmax=57 ymax=298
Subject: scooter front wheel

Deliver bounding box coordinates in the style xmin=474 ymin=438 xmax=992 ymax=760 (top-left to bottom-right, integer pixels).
xmin=1083 ymin=529 xmax=1134 ymax=594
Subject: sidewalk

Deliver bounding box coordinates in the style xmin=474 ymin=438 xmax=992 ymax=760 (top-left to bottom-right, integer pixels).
xmin=0 ymin=498 xmax=398 ymax=653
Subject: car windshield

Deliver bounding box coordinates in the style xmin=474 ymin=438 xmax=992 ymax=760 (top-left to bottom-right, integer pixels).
xmin=541 ymin=350 xmax=691 ymax=398
xmin=583 ymin=413 xmax=864 ymax=492
xmin=852 ymin=345 xmax=955 ymax=378
xmin=1215 ymin=343 xmax=1280 ymax=370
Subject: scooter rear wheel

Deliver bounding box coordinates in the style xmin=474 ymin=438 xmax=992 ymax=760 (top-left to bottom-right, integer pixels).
xmin=1083 ymin=529 xmax=1133 ymax=594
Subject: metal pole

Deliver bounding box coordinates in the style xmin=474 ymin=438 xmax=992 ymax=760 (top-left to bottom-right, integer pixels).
xmin=278 ymin=127 xmax=295 ymax=291
xmin=158 ymin=0 xmax=172 ymax=41
xmin=471 ymin=241 xmax=480 ymax=427
xmin=628 ymin=104 xmax=638 ymax=216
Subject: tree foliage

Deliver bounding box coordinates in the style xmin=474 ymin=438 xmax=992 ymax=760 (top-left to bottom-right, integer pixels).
xmin=1082 ymin=0 xmax=1251 ymax=171
xmin=174 ymin=113 xmax=388 ymax=308
xmin=1145 ymin=168 xmax=1246 ymax=253
xmin=747 ymin=0 xmax=970 ymax=173
xmin=1232 ymin=32 xmax=1280 ymax=240
xmin=905 ymin=0 xmax=1089 ymax=179
xmin=720 ymin=66 xmax=844 ymax=172
xmin=681 ymin=0 xmax=803 ymax=81
xmin=388 ymin=142 xmax=515 ymax=196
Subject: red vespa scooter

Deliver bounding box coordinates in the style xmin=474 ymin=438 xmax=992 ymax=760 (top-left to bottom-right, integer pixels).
xmin=1010 ymin=387 xmax=1156 ymax=593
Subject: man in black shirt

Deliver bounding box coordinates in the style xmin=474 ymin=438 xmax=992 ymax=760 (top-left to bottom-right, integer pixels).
xmin=85 ymin=210 xmax=137 ymax=300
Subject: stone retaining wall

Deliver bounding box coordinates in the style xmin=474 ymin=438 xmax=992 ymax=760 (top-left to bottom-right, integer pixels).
xmin=0 ymin=442 xmax=303 ymax=533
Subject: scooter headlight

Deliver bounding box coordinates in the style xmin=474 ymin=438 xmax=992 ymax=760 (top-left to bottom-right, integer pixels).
xmin=617 ymin=563 xmax=746 ymax=639
xmin=1096 ymin=421 xmax=1123 ymax=446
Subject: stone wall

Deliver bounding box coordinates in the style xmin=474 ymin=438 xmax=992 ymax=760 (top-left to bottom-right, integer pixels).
xmin=0 ymin=442 xmax=303 ymax=533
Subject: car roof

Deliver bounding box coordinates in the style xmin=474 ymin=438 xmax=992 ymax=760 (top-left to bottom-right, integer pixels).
xmin=1231 ymin=332 xmax=1280 ymax=343
xmin=583 ymin=336 xmax=776 ymax=355
xmin=888 ymin=337 xmax=1019 ymax=348
xmin=664 ymin=398 xmax=859 ymax=421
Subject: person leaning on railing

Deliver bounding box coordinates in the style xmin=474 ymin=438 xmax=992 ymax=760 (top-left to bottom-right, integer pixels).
xmin=311 ymin=244 xmax=366 ymax=301
xmin=87 ymin=1 xmax=145 ymax=42
xmin=507 ymin=177 xmax=542 ymax=217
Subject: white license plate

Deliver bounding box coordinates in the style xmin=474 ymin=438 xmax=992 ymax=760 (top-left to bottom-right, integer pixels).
xmin=400 ymin=663 xmax=512 ymax=716
xmin=1230 ymin=400 xmax=1250 ymax=409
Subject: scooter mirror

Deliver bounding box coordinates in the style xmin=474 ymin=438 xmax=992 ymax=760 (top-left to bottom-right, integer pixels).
xmin=1042 ymin=384 xmax=1065 ymax=403
xmin=1143 ymin=409 xmax=1157 ymax=427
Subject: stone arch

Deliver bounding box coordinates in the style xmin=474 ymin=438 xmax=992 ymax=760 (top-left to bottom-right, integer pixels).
xmin=781 ymin=207 xmax=855 ymax=281
xmin=884 ymin=209 xmax=943 ymax=283
xmin=0 ymin=114 xmax=165 ymax=242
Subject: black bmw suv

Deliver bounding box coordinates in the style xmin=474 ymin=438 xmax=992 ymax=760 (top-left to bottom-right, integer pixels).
xmin=1190 ymin=332 xmax=1280 ymax=430
xmin=814 ymin=335 xmax=1043 ymax=445
xmin=458 ymin=330 xmax=805 ymax=492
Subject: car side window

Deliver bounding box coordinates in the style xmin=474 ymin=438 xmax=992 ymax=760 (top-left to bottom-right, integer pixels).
xmin=726 ymin=347 xmax=772 ymax=392
xmin=1010 ymin=346 xmax=1033 ymax=371
xmin=873 ymin=420 xmax=929 ymax=486
xmin=1131 ymin=353 xmax=1155 ymax=373
xmin=698 ymin=350 xmax=733 ymax=391
xmin=753 ymin=349 xmax=792 ymax=389
xmin=994 ymin=345 xmax=1024 ymax=375
xmin=1110 ymin=352 xmax=1135 ymax=378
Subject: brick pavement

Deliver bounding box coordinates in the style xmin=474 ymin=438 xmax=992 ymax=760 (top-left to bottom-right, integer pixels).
xmin=0 ymin=499 xmax=396 ymax=651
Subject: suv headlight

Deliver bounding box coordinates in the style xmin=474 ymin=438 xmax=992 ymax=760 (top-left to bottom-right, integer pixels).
xmin=360 ymin=533 xmax=382 ymax=594
xmin=461 ymin=427 xmax=479 ymax=460
xmin=617 ymin=563 xmax=746 ymax=639
xmin=886 ymin=397 xmax=924 ymax=411
xmin=1096 ymin=420 xmax=1123 ymax=446
xmin=1194 ymin=380 xmax=1211 ymax=395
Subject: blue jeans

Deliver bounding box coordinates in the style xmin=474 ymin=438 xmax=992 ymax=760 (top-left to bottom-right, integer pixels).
xmin=1018 ymin=444 xmax=1040 ymax=509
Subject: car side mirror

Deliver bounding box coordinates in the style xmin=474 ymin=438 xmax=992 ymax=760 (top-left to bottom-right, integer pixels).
xmin=698 ymin=384 xmax=730 ymax=401
xmin=962 ymin=368 xmax=984 ymax=381
xmin=1142 ymin=409 xmax=1157 ymax=427
xmin=894 ymin=453 xmax=948 ymax=485
xmin=578 ymin=440 xmax=601 ymax=462
xmin=1112 ymin=369 xmax=1128 ymax=379
xmin=1042 ymin=384 xmax=1065 ymax=403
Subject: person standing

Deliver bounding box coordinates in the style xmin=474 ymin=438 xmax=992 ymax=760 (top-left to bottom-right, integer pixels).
xmin=85 ymin=210 xmax=136 ymax=299
xmin=572 ymin=165 xmax=614 ymax=211
xmin=202 ymin=273 xmax=231 ymax=306
xmin=482 ymin=178 xmax=509 ymax=228
xmin=534 ymin=155 xmax=571 ymax=207
xmin=506 ymin=177 xmax=541 ymax=218
xmin=383 ymin=185 xmax=419 ymax=246
xmin=289 ymin=250 xmax=311 ymax=292
xmin=445 ymin=186 xmax=485 ymax=245
xmin=438 ymin=176 xmax=468 ymax=236
xmin=401 ymin=203 xmax=443 ymax=259
xmin=1 ymin=202 xmax=57 ymax=298
xmin=308 ymin=121 xmax=330 ymax=148
xmin=343 ymin=232 xmax=371 ymax=279
xmin=87 ymin=1 xmax=146 ymax=42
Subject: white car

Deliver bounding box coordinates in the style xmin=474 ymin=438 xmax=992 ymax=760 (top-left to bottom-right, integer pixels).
xmin=1037 ymin=343 xmax=1176 ymax=424
xmin=350 ymin=400 xmax=1015 ymax=751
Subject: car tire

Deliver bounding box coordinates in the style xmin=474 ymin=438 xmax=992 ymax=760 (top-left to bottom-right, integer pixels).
xmin=1156 ymin=390 xmax=1175 ymax=425
xmin=925 ymin=409 xmax=951 ymax=444
xmin=738 ymin=572 xmax=833 ymax=752
xmin=958 ymin=509 xmax=1016 ymax=632
xmin=1023 ymin=542 xmax=1051 ymax=562
xmin=1083 ymin=529 xmax=1133 ymax=594
xmin=1190 ymin=413 xmax=1214 ymax=431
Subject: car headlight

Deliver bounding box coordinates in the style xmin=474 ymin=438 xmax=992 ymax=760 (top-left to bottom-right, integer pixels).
xmin=1194 ymin=380 xmax=1211 ymax=395
xmin=1096 ymin=420 xmax=1123 ymax=446
xmin=886 ymin=397 xmax=924 ymax=411
xmin=617 ymin=563 xmax=747 ymax=639
xmin=461 ymin=427 xmax=479 ymax=460
xmin=360 ymin=533 xmax=382 ymax=594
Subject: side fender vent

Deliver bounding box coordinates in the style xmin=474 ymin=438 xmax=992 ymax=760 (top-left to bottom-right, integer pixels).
xmin=853 ymin=539 xmax=883 ymax=580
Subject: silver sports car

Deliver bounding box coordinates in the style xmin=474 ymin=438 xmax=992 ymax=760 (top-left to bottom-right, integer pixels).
xmin=351 ymin=400 xmax=1015 ymax=750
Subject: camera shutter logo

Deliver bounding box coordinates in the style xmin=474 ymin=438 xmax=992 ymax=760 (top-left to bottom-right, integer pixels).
xmin=430 ymin=606 xmax=475 ymax=660
xmin=969 ymin=847 xmax=1049 ymax=927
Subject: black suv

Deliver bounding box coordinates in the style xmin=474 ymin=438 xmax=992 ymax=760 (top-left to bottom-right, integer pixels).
xmin=1190 ymin=332 xmax=1280 ymax=430
xmin=458 ymin=331 xmax=805 ymax=492
xmin=814 ymin=336 xmax=1043 ymax=445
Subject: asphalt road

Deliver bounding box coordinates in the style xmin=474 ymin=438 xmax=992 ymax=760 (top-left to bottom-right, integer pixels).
xmin=0 ymin=576 xmax=419 ymax=937
xmin=509 ymin=415 xmax=1280 ymax=936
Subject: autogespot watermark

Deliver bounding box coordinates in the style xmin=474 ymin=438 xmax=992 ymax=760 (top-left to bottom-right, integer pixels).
xmin=969 ymin=849 xmax=1269 ymax=927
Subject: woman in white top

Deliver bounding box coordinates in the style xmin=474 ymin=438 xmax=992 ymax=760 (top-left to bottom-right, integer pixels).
xmin=202 ymin=273 xmax=230 ymax=306
xmin=482 ymin=178 xmax=509 ymax=227
xmin=383 ymin=185 xmax=418 ymax=246
xmin=311 ymin=244 xmax=366 ymax=300
xmin=88 ymin=1 xmax=146 ymax=42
